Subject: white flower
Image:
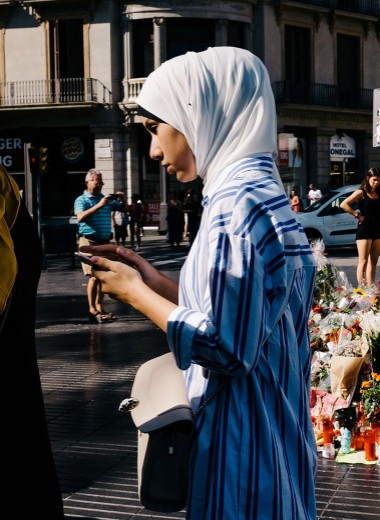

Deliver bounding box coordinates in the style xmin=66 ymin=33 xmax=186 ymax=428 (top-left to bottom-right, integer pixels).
xmin=360 ymin=310 xmax=380 ymax=339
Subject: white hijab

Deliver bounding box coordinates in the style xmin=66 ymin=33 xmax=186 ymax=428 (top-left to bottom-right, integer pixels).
xmin=136 ymin=46 xmax=284 ymax=196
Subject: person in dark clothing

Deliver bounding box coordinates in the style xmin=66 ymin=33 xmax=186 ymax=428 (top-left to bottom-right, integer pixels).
xmin=340 ymin=166 xmax=380 ymax=287
xmin=182 ymin=189 xmax=202 ymax=245
xmin=1 ymin=165 xmax=64 ymax=519
xmin=166 ymin=198 xmax=184 ymax=246
xmin=129 ymin=194 xmax=144 ymax=251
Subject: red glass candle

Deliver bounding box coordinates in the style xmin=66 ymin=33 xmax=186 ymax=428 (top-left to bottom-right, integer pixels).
xmin=322 ymin=417 xmax=334 ymax=444
xmin=364 ymin=430 xmax=377 ymax=461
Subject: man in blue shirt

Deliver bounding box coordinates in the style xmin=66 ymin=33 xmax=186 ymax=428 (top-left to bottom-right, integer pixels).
xmin=74 ymin=168 xmax=128 ymax=323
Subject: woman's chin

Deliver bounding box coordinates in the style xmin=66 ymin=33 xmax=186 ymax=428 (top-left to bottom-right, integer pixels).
xmin=175 ymin=171 xmax=197 ymax=183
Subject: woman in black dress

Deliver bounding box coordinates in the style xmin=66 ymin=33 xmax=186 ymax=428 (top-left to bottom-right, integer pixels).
xmin=340 ymin=166 xmax=380 ymax=287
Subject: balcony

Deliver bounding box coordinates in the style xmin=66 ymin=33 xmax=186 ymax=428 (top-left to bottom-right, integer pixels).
xmin=0 ymin=78 xmax=112 ymax=107
xmin=272 ymin=81 xmax=373 ymax=110
xmin=281 ymin=0 xmax=380 ymax=17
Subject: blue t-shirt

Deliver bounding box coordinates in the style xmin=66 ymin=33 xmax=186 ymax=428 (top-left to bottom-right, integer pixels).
xmin=74 ymin=190 xmax=122 ymax=240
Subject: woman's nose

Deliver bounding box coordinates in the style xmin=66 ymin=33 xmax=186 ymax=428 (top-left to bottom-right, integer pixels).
xmin=150 ymin=141 xmax=163 ymax=160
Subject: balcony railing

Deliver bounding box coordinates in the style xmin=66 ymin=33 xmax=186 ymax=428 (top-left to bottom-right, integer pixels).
xmin=283 ymin=0 xmax=380 ymax=17
xmin=125 ymin=77 xmax=146 ymax=104
xmin=0 ymin=78 xmax=112 ymax=106
xmin=272 ymin=81 xmax=373 ymax=110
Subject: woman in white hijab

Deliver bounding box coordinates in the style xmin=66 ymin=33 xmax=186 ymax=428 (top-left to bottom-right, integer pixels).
xmin=82 ymin=47 xmax=317 ymax=520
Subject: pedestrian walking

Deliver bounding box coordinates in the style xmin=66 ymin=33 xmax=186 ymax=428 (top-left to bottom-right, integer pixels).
xmin=112 ymin=191 xmax=129 ymax=246
xmin=166 ymin=197 xmax=184 ymax=246
xmin=290 ymin=188 xmax=303 ymax=212
xmin=307 ymin=183 xmax=322 ymax=205
xmin=129 ymin=194 xmax=144 ymax=251
xmin=80 ymin=47 xmax=317 ymax=520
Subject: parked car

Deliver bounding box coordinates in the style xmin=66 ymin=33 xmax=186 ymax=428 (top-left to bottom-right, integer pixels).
xmin=296 ymin=184 xmax=360 ymax=247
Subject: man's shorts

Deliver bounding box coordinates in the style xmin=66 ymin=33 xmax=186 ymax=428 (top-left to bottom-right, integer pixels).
xmin=78 ymin=236 xmax=110 ymax=275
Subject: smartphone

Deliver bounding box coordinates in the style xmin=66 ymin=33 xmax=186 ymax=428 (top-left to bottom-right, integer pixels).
xmin=75 ymin=252 xmax=108 ymax=271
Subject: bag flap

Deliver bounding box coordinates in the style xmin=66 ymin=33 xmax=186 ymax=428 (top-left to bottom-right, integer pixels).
xmin=138 ymin=404 xmax=194 ymax=433
xmin=130 ymin=352 xmax=191 ymax=430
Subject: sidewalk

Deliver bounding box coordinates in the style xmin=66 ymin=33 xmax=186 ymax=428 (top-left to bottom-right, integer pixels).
xmin=36 ymin=236 xmax=380 ymax=520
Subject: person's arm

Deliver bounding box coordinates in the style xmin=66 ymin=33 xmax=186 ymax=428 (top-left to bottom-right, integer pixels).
xmin=79 ymin=244 xmax=179 ymax=303
xmin=76 ymin=196 xmax=111 ymax=222
xmin=90 ymin=256 xmax=177 ymax=332
xmin=340 ymin=189 xmax=363 ymax=221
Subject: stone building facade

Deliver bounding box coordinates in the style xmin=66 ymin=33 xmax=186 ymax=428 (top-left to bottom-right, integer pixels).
xmin=0 ymin=0 xmax=379 ymax=228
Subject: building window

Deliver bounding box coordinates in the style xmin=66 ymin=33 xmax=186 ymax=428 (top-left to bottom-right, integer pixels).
xmin=49 ymin=19 xmax=84 ymax=80
xmin=285 ymin=25 xmax=311 ymax=86
xmin=132 ymin=19 xmax=154 ymax=77
xmin=227 ymin=21 xmax=245 ymax=48
xmin=337 ymin=34 xmax=359 ymax=107
xmin=166 ymin=18 xmax=215 ymax=59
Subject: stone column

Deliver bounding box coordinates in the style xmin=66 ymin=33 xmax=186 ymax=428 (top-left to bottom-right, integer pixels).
xmin=153 ymin=17 xmax=166 ymax=69
xmin=153 ymin=17 xmax=167 ymax=231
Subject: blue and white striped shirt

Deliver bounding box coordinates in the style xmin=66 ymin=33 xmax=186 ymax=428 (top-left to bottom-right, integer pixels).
xmin=167 ymin=155 xmax=317 ymax=520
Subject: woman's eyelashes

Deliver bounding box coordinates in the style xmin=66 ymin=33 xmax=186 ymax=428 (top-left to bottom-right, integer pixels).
xmin=145 ymin=121 xmax=159 ymax=134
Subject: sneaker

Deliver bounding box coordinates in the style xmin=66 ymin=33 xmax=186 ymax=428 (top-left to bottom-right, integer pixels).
xmin=134 ymin=246 xmax=140 ymax=252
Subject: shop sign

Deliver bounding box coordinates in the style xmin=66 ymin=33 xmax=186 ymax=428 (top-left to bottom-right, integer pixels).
xmin=143 ymin=200 xmax=160 ymax=226
xmin=0 ymin=137 xmax=24 ymax=171
xmin=329 ymin=133 xmax=356 ymax=161
xmin=62 ymin=136 xmax=84 ymax=163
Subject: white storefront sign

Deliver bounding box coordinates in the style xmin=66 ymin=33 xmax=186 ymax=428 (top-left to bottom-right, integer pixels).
xmin=329 ymin=133 xmax=356 ymax=161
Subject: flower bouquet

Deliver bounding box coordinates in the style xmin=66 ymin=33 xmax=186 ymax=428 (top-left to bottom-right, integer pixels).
xmin=359 ymin=310 xmax=380 ymax=374
xmin=360 ymin=372 xmax=380 ymax=424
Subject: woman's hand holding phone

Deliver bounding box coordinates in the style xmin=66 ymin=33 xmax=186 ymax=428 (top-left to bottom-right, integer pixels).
xmin=75 ymin=252 xmax=109 ymax=271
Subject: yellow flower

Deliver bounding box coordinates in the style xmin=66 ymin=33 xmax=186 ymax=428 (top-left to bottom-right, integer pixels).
xmin=354 ymin=287 xmax=366 ymax=296
xmin=360 ymin=372 xmax=380 ymax=423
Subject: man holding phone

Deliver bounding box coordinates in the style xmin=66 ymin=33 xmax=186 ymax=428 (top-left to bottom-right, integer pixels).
xmin=74 ymin=168 xmax=128 ymax=323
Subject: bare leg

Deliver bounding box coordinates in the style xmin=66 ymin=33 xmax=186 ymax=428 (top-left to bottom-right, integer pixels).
xmin=367 ymin=239 xmax=380 ymax=286
xmin=95 ymin=280 xmax=104 ymax=313
xmin=87 ymin=276 xmax=102 ymax=314
xmin=356 ymin=239 xmax=371 ymax=286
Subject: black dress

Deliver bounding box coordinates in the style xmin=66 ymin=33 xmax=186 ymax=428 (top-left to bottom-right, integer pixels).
xmin=166 ymin=205 xmax=184 ymax=246
xmin=2 ymin=201 xmax=64 ymax=519
xmin=357 ymin=190 xmax=380 ymax=240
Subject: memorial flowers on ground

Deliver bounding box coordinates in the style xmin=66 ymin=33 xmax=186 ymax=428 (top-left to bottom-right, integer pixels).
xmin=308 ymin=240 xmax=380 ymax=425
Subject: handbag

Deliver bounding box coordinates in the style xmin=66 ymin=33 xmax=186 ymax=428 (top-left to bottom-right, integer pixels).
xmin=119 ymin=352 xmax=195 ymax=513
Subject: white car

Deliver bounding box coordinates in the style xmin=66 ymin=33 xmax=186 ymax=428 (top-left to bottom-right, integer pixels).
xmin=296 ymin=184 xmax=360 ymax=247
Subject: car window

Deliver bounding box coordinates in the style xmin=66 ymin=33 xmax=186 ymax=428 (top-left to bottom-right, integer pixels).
xmin=302 ymin=191 xmax=337 ymax=213
xmin=319 ymin=191 xmax=358 ymax=217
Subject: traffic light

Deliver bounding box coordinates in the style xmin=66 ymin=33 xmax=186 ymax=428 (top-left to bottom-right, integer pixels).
xmin=39 ymin=147 xmax=48 ymax=174
xmin=28 ymin=147 xmax=39 ymax=175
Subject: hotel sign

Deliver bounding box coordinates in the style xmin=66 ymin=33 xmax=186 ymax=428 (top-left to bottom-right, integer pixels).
xmin=329 ymin=133 xmax=356 ymax=161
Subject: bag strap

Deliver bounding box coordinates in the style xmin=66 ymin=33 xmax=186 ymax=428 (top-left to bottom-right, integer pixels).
xmin=194 ymin=379 xmax=227 ymax=416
